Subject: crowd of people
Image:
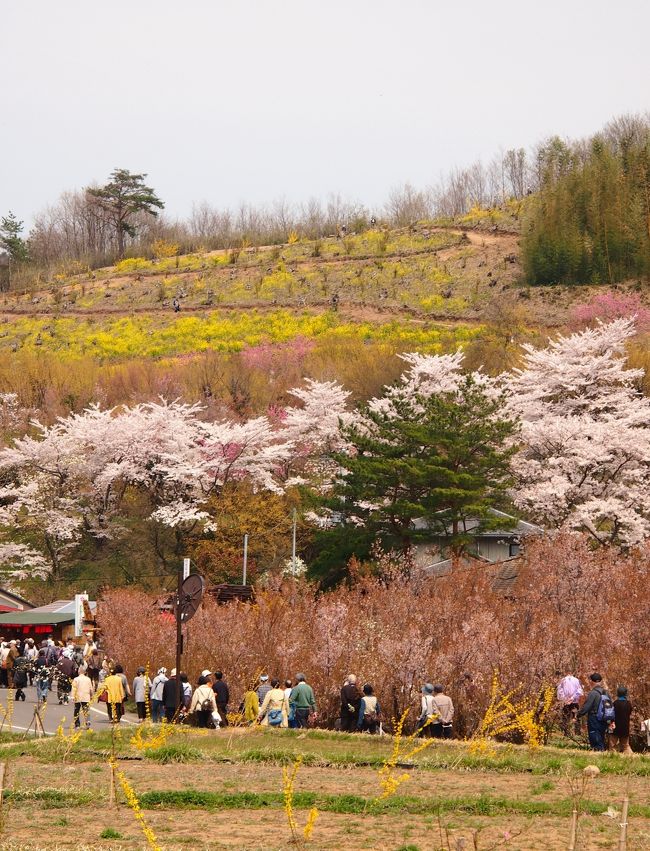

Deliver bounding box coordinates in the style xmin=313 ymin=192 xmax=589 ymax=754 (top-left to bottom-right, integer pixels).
xmin=0 ymin=636 xmax=641 ymax=753
xmin=556 ymin=669 xmax=634 ymax=752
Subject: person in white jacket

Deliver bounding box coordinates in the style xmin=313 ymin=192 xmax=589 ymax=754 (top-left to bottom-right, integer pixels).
xmin=71 ymin=666 xmax=95 ymax=728
xmin=189 ymin=675 xmax=217 ymax=728
xmin=150 ymin=667 xmax=168 ymax=723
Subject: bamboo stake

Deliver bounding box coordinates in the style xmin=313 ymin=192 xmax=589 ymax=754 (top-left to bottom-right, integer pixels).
xmin=109 ymin=760 xmax=116 ymax=808
xmin=0 ymin=762 xmax=5 ymax=809
xmin=568 ymin=808 xmax=578 ymax=851
xmin=618 ymin=795 xmax=629 ymax=851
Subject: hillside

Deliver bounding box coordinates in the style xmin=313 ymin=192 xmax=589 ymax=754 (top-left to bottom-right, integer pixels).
xmin=1 ymin=222 xmax=648 ymax=365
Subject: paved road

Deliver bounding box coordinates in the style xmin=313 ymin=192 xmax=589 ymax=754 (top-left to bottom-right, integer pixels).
xmin=0 ymin=684 xmax=139 ymax=735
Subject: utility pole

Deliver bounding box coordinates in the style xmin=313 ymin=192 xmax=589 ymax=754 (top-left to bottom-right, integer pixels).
xmin=242 ymin=534 xmax=249 ymax=585
xmin=291 ymin=508 xmax=297 ymax=569
xmin=174 ymin=558 xmax=183 ymax=712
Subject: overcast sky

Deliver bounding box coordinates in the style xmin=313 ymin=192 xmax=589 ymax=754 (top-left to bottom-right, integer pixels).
xmin=2 ymin=0 xmax=649 ymax=227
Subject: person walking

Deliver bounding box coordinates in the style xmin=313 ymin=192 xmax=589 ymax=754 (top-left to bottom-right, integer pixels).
xmin=71 ymin=666 xmax=94 ymax=728
xmin=86 ymin=649 xmax=101 ymax=688
xmin=5 ymin=640 xmax=19 ymax=689
xmin=610 ymin=686 xmax=633 ymax=754
xmin=284 ymin=679 xmax=296 ymax=728
xmin=56 ymin=652 xmax=77 ymax=705
xmin=340 ymin=675 xmax=361 ymax=733
xmin=189 ymin=675 xmax=217 ymax=728
xmin=358 ymin=684 xmax=381 ymax=734
xmin=212 ymin=671 xmax=229 ymax=727
xmin=181 ymin=673 xmax=192 ymax=711
xmin=25 ymin=639 xmax=38 ymax=685
xmin=258 ymin=679 xmax=289 ymax=728
xmin=419 ymin=683 xmax=438 ymax=737
xmin=150 ymin=668 xmax=168 ymax=723
xmin=103 ymin=667 xmax=127 ymax=723
xmin=12 ymin=651 xmax=28 ymax=701
xmin=556 ymin=669 xmax=584 ymax=735
xmin=578 ymin=673 xmax=613 ymax=751
xmin=430 ymin=684 xmax=454 ymax=739
xmin=132 ymin=667 xmax=150 ymax=722
xmin=257 ymin=675 xmax=271 ymax=706
xmin=162 ymin=668 xmax=181 ymax=722
xmin=34 ymin=649 xmax=51 ymax=704
xmin=289 ymin=673 xmax=316 ymax=729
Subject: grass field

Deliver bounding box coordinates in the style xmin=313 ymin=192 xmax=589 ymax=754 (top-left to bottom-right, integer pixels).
xmin=0 ymin=726 xmax=647 ymax=849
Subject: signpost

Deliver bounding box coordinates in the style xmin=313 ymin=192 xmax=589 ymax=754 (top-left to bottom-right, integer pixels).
xmin=74 ymin=593 xmax=88 ymax=637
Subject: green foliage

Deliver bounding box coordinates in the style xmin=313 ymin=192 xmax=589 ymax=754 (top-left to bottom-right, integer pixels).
xmin=145 ymin=743 xmax=203 ymax=763
xmin=320 ymin=376 xmax=517 ymax=573
xmin=87 ymin=168 xmax=164 ymax=257
xmin=523 ymin=119 xmax=650 ymax=285
xmin=0 ymin=212 xmax=28 ymax=263
xmin=100 ymin=828 xmax=123 ymax=839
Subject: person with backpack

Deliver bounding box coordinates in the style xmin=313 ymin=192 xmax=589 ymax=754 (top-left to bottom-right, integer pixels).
xmin=430 ymin=684 xmax=454 ymax=739
xmin=610 ymin=686 xmax=633 ymax=754
xmin=189 ymin=675 xmax=217 ymax=728
xmin=258 ymin=678 xmax=289 ymax=728
xmin=578 ymin=672 xmax=613 ymax=751
xmin=358 ymin=683 xmax=381 ymax=734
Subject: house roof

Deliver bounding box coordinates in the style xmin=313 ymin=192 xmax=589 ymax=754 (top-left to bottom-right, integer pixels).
xmin=0 ymin=588 xmax=35 ymax=610
xmin=0 ymin=599 xmax=96 ymax=626
xmin=413 ymin=509 xmax=542 ymax=538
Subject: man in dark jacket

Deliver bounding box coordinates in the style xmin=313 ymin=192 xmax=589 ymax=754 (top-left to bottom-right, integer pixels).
xmin=577 ymin=672 xmax=610 ymax=751
xmin=212 ymin=671 xmax=229 ymax=727
xmin=340 ymin=675 xmax=361 ymax=733
xmin=162 ymin=668 xmax=181 ymax=722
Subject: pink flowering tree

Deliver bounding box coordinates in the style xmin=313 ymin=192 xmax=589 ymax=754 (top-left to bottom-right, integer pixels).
xmin=506 ymin=319 xmax=650 ymax=545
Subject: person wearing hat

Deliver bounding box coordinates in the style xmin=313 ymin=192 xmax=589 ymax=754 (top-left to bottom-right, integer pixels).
xmin=257 ymin=675 xmax=271 ymax=706
xmin=610 ymin=686 xmax=633 ymax=754
xmin=150 ymin=667 xmax=168 ymax=723
xmin=419 ymin=683 xmax=437 ymax=737
xmin=212 ymin=671 xmax=230 ymax=727
xmin=132 ymin=666 xmax=151 ymax=722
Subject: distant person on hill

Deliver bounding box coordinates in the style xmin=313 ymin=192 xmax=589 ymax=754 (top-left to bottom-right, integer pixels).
xmin=358 ymin=684 xmax=380 ymax=734
xmin=172 ymin=298 xmax=181 ymax=312
xmin=556 ymin=668 xmax=584 ymax=735
xmin=578 ymin=673 xmax=612 ymax=751
xmin=610 ymin=686 xmax=633 ymax=754
xmin=289 ymin=673 xmax=316 ymax=728
xmin=340 ymin=674 xmax=361 ymax=733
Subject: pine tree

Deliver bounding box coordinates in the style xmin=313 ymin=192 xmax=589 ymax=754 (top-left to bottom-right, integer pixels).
xmin=0 ymin=212 xmax=28 ymax=263
xmin=311 ymin=376 xmax=517 ymax=583
xmin=86 ymin=168 xmax=164 ymax=257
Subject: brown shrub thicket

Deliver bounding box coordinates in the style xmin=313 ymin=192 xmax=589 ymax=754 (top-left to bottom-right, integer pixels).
xmin=99 ymin=533 xmax=650 ymax=733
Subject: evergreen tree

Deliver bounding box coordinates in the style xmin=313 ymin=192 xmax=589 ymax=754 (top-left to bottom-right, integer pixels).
xmin=0 ymin=212 xmax=28 ymax=263
xmin=87 ymin=168 xmax=164 ymax=257
xmin=310 ymin=376 xmax=517 ymax=583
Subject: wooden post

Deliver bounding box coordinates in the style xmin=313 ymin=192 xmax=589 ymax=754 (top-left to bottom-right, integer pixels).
xmin=618 ymin=796 xmax=629 ymax=851
xmin=109 ymin=760 xmax=117 ymax=808
xmin=568 ymin=808 xmax=578 ymax=851
xmin=0 ymin=762 xmax=6 ymax=809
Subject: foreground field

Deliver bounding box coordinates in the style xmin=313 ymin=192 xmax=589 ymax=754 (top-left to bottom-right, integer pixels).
xmin=0 ymin=726 xmax=648 ymax=850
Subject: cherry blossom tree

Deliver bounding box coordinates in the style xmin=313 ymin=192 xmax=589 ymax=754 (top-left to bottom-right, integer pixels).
xmin=507 ymin=319 xmax=650 ymax=545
